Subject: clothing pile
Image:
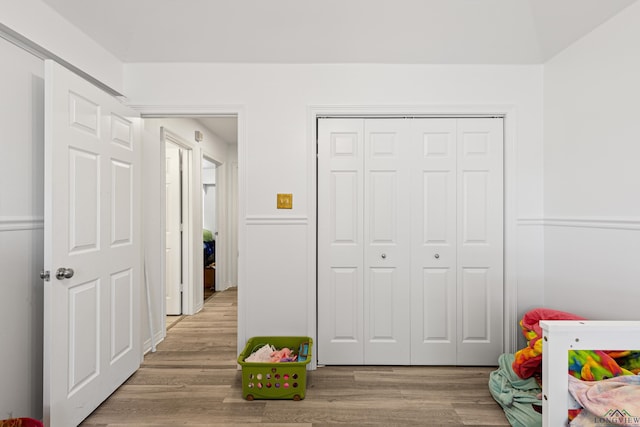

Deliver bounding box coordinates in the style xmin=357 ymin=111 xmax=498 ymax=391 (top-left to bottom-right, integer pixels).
xmin=244 ymin=343 xmax=298 ymax=363
xmin=490 ymin=308 xmax=640 ymax=426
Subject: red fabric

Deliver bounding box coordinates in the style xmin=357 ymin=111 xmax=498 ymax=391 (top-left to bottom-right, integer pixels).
xmin=0 ymin=419 xmax=43 ymax=427
xmin=521 ymin=307 xmax=586 ymax=341
xmin=513 ymin=308 xmax=586 ymax=379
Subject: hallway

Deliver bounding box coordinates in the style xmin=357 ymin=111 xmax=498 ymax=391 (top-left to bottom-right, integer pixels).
xmin=81 ymin=288 xmax=508 ymax=426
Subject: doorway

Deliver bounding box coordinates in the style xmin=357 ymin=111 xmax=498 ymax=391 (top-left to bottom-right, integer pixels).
xmin=141 ymin=114 xmax=239 ymax=345
xmin=164 ymin=136 xmax=190 ymax=315
xmin=202 ymin=156 xmax=218 ymax=300
xmin=163 ymin=129 xmax=193 ymax=319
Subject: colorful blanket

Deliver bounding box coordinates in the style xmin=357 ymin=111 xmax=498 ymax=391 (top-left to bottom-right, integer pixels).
xmin=512 ymin=308 xmax=640 ymax=381
xmin=512 ymin=308 xmax=585 ymax=379
xmin=568 ymin=350 xmax=634 ymax=381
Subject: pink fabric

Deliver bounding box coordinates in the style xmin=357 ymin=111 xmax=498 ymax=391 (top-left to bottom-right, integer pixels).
xmin=569 ymin=374 xmax=640 ymax=426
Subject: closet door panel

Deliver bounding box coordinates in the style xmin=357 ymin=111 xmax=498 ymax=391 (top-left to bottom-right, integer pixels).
xmin=460 ymin=267 xmax=490 ymax=340
xmin=462 ymin=171 xmax=489 ymax=244
xmin=422 ymin=267 xmax=453 ymax=340
xmin=364 ymin=119 xmax=411 ymax=365
xmin=317 ymin=119 xmax=365 ymax=365
xmin=456 ymin=118 xmax=503 ymax=365
xmin=410 ymin=119 xmax=457 ymax=364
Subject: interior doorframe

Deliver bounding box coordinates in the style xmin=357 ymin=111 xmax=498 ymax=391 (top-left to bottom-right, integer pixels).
xmin=308 ymin=105 xmax=520 ymax=368
xmin=135 ymin=105 xmax=246 ymax=355
xmin=202 ymin=153 xmax=223 ymax=292
xmin=161 ymin=127 xmax=194 ymax=315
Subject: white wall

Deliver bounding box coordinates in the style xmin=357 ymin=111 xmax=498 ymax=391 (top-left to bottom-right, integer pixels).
xmin=124 ymin=63 xmax=545 ymax=352
xmin=0 ymin=0 xmax=124 ymax=93
xmin=140 ymin=117 xmax=230 ymax=351
xmin=0 ymin=38 xmax=44 ymax=420
xmin=543 ymin=2 xmax=640 ymax=319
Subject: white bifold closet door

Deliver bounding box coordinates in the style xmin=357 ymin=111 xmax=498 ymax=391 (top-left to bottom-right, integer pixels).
xmin=317 ymin=117 xmax=503 ymax=366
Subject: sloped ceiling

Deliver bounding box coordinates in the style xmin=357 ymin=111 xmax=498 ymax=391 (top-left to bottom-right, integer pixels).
xmin=41 ymin=0 xmax=636 ymax=64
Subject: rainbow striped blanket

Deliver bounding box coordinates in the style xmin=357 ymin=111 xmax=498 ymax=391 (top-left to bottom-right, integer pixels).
xmin=512 ymin=308 xmax=640 ymax=381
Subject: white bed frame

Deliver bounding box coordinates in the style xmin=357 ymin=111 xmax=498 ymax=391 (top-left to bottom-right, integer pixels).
xmin=540 ymin=320 xmax=640 ymax=426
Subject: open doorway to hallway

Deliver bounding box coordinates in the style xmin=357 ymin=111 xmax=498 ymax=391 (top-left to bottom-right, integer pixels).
xmin=140 ymin=115 xmax=238 ymax=342
xmin=202 ymin=156 xmax=218 ymax=301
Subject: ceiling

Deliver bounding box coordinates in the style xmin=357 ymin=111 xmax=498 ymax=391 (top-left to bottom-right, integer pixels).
xmin=38 ymin=0 xmax=636 ymax=144
xmin=42 ymin=0 xmax=635 ymax=64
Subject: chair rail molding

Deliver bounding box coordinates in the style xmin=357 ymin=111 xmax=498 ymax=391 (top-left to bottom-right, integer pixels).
xmin=0 ymin=216 xmax=44 ymax=232
xmin=245 ymin=215 xmax=308 ymax=226
xmin=540 ymin=216 xmax=640 ymax=231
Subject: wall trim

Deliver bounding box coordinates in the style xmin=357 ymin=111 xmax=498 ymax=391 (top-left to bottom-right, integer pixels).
xmin=543 ymin=217 xmax=640 ymax=231
xmin=517 ymin=217 xmax=640 ymax=230
xmin=245 ymin=215 xmax=308 ymax=226
xmin=129 ymin=104 xmax=245 ymax=116
xmin=0 ymin=216 xmax=44 ymax=232
xmin=517 ymin=217 xmax=545 ymax=226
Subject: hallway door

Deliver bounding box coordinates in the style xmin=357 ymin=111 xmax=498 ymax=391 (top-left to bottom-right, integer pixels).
xmin=43 ymin=60 xmax=141 ymax=426
xmin=165 ymin=141 xmax=182 ymax=315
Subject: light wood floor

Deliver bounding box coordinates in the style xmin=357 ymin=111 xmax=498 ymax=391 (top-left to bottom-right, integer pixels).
xmin=81 ymin=288 xmax=509 ymax=426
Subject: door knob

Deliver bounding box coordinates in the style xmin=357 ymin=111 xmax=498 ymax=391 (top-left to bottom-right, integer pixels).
xmin=56 ymin=267 xmax=74 ymax=280
xmin=434 ymin=254 xmax=440 ymax=259
xmin=381 ymin=253 xmax=387 ymax=259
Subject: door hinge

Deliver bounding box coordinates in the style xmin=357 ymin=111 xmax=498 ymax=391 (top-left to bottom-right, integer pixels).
xmin=180 ymin=283 xmax=184 ymax=292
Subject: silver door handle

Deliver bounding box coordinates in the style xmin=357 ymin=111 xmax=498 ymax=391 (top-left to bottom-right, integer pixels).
xmin=434 ymin=254 xmax=440 ymax=259
xmin=381 ymin=253 xmax=387 ymax=259
xmin=56 ymin=267 xmax=74 ymax=280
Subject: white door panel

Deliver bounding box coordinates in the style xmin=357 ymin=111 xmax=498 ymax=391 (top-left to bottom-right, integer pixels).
xmin=44 ymin=60 xmax=141 ymax=427
xmin=165 ymin=142 xmax=182 ymax=315
xmin=456 ymin=118 xmax=503 ymax=365
xmin=317 ymin=119 xmax=364 ymax=365
xmin=410 ymin=119 xmax=457 ymax=364
xmin=363 ymin=120 xmax=410 ymax=365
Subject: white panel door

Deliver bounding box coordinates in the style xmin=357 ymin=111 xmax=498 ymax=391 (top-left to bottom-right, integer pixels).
xmin=363 ymin=119 xmax=411 ymax=365
xmin=165 ymin=141 xmax=182 ymax=315
xmin=318 ymin=117 xmax=503 ymax=366
xmin=410 ymin=119 xmax=458 ymax=364
xmin=43 ymin=60 xmax=141 ymax=427
xmin=317 ymin=119 xmax=365 ymax=365
xmin=456 ymin=118 xmax=503 ymax=365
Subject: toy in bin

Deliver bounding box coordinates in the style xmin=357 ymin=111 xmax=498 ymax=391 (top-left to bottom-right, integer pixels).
xmin=238 ymin=336 xmax=312 ymax=401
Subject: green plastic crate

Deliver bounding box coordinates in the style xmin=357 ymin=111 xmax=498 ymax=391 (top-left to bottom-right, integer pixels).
xmin=237 ymin=336 xmax=312 ymax=401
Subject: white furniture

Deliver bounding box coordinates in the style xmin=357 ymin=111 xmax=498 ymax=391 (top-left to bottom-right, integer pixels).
xmin=540 ymin=320 xmax=640 ymax=426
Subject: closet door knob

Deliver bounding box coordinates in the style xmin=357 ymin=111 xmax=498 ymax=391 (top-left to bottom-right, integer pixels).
xmin=434 ymin=254 xmax=440 ymax=259
xmin=381 ymin=253 xmax=387 ymax=259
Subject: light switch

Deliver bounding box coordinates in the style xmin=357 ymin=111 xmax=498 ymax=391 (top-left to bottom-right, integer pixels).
xmin=277 ymin=193 xmax=293 ymax=209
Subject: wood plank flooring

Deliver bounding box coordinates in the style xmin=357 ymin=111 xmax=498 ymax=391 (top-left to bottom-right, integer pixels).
xmin=81 ymin=288 xmax=510 ymax=426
